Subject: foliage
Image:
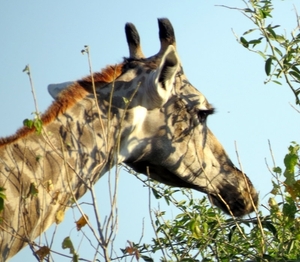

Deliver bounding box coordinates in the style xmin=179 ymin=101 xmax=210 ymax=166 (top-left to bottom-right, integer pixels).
xmin=22 ymin=64 xmax=43 ymax=134
xmin=232 ymin=0 xmax=300 ymax=104
xmin=27 ymin=182 xmax=39 ymax=199
xmin=0 ymin=187 xmax=6 ymax=214
xmin=62 ymin=237 xmax=79 ymax=262
xmin=23 ymin=115 xmax=43 ymax=134
xmin=128 ymin=142 xmax=299 ymax=261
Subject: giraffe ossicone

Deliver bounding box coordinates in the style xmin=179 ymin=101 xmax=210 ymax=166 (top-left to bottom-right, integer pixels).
xmin=0 ymin=18 xmax=258 ymax=260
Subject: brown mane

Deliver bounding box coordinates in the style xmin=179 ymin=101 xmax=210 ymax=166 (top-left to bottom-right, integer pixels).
xmin=0 ymin=64 xmax=123 ymax=147
xmin=77 ymin=64 xmax=123 ymax=91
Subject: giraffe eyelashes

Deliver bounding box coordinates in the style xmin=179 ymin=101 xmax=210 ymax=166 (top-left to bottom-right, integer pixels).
xmin=185 ymin=106 xmax=214 ymax=124
xmin=197 ymin=108 xmax=214 ymax=124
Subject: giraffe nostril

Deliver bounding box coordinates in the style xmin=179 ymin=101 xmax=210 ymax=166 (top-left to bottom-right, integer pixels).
xmin=208 ymin=184 xmax=258 ymax=217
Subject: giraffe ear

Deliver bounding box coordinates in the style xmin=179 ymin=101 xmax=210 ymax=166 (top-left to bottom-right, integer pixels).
xmin=48 ymin=81 xmax=74 ymax=99
xmin=153 ymin=45 xmax=179 ymax=103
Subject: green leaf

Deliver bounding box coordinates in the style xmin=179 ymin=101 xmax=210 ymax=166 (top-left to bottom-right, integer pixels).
xmin=177 ymin=200 xmax=186 ymax=206
xmin=0 ymin=198 xmax=4 ymax=213
xmin=287 ymin=239 xmax=295 ymax=254
xmin=266 ymin=26 xmax=277 ymax=39
xmin=23 ymin=119 xmax=33 ymax=129
xmin=151 ymin=188 xmax=161 ymax=199
xmin=22 ymin=65 xmax=29 ymax=73
xmin=164 ymin=195 xmax=170 ymax=206
xmin=33 ymin=119 xmax=43 ymax=134
xmin=228 ymin=225 xmax=236 ymax=242
xmin=243 ymin=28 xmax=257 ymax=35
xmin=262 ymin=221 xmax=277 ymax=238
xmin=289 ymin=70 xmax=300 ymax=81
xmin=123 ymin=97 xmax=129 ymax=104
xmin=28 ymin=182 xmax=38 ymax=198
xmin=23 ymin=118 xmax=43 ymax=134
xmin=287 ymin=180 xmax=300 ymax=200
xmin=141 ymin=255 xmax=154 ymax=262
xmin=282 ymin=201 xmax=296 ymax=220
xmin=265 ymin=58 xmax=272 ymax=76
xmin=270 ymin=181 xmax=280 ymax=195
xmin=272 ymin=80 xmax=282 ymax=85
xmin=291 ymin=65 xmax=300 ymax=74
xmin=240 ymin=37 xmax=249 ymax=48
xmin=0 ymin=188 xmax=5 ymax=212
xmin=0 ymin=187 xmax=6 ymax=198
xmin=248 ymin=39 xmax=262 ymax=47
xmin=62 ymin=237 xmax=75 ymax=254
xmin=275 ymin=35 xmax=286 ymax=44
xmin=243 ymin=8 xmax=253 ymax=13
xmin=271 ymin=25 xmax=280 ymax=29
xmin=273 ymin=166 xmax=282 ymax=174
xmin=274 ymin=47 xmax=283 ymax=56
xmin=283 ymin=147 xmax=298 ymax=186
xmin=257 ymin=51 xmax=266 ymax=59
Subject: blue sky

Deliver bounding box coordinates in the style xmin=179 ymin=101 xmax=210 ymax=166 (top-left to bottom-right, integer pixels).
xmin=1 ymin=1 xmax=299 ymax=261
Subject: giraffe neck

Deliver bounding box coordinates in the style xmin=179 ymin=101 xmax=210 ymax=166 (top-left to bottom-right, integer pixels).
xmin=0 ymin=93 xmax=121 ymax=259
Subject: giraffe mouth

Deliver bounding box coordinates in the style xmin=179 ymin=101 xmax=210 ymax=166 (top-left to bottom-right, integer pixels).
xmin=207 ymin=187 xmax=257 ymax=217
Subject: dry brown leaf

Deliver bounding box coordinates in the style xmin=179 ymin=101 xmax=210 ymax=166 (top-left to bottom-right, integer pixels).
xmin=75 ymin=214 xmax=89 ymax=231
xmin=35 ymin=245 xmax=50 ymax=260
xmin=125 ymin=241 xmax=140 ymax=260
xmin=125 ymin=246 xmax=135 ymax=254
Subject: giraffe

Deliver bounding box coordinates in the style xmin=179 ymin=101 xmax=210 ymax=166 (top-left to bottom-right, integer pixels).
xmin=0 ymin=18 xmax=258 ymax=260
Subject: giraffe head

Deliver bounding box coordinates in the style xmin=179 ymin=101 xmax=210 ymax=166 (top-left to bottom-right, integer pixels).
xmin=49 ymin=18 xmax=258 ymax=217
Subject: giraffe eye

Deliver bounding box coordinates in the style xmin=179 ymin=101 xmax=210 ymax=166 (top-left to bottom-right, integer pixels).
xmin=197 ymin=108 xmax=214 ymax=124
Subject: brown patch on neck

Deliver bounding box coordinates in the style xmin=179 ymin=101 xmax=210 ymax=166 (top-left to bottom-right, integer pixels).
xmin=0 ymin=64 xmax=123 ymax=147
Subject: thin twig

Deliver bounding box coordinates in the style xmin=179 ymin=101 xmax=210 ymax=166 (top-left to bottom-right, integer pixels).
xmin=82 ymin=46 xmax=108 ymax=150
xmin=58 ymin=136 xmax=106 ymax=259
xmin=234 ymin=141 xmax=265 ymax=255
xmin=289 ymin=102 xmax=300 ymax=113
xmin=146 ymin=166 xmax=168 ymax=261
xmin=23 ymin=65 xmax=40 ymax=117
xmin=89 ymin=185 xmax=106 ymax=247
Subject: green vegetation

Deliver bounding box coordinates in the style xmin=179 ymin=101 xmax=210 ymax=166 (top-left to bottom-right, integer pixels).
xmin=0 ymin=187 xmax=6 ymax=214
xmin=128 ymin=142 xmax=299 ymax=261
xmin=234 ymin=0 xmax=300 ymax=104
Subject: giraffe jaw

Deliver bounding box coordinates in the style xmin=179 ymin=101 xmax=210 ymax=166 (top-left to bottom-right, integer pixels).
xmin=125 ymin=161 xmax=258 ymax=217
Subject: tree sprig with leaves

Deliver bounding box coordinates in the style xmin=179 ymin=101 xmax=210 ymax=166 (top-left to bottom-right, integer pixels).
xmin=230 ymin=0 xmax=300 ymax=105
